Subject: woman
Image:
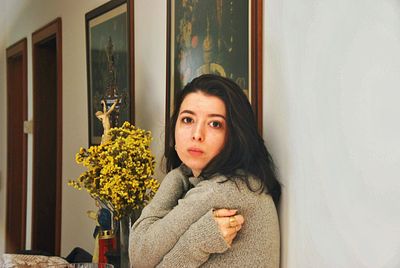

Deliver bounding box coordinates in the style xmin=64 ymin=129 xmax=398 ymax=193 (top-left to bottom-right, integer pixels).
xmin=129 ymin=74 xmax=281 ymax=267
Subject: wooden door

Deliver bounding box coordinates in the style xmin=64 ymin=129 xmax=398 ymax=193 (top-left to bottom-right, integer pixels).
xmin=31 ymin=18 xmax=62 ymax=256
xmin=5 ymin=38 xmax=28 ymax=253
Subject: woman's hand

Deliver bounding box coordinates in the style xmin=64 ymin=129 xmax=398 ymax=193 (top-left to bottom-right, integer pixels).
xmin=212 ymin=209 xmax=245 ymax=247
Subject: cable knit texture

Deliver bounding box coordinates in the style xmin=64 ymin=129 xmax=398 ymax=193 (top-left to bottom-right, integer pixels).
xmin=129 ymin=166 xmax=280 ymax=268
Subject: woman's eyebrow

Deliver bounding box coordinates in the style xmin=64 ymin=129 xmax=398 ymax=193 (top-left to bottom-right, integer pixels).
xmin=208 ymin=114 xmax=226 ymax=120
xmin=179 ymin=109 xmax=195 ymax=115
xmin=179 ymin=110 xmax=226 ymax=120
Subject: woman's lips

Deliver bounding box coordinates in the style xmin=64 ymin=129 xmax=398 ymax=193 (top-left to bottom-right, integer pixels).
xmin=187 ymin=147 xmax=204 ymax=156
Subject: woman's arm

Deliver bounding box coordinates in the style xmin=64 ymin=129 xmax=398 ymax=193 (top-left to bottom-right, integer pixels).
xmin=156 ymin=210 xmax=230 ymax=267
xmin=129 ymin=168 xmax=190 ymax=267
xmin=130 ymin=174 xmax=236 ymax=267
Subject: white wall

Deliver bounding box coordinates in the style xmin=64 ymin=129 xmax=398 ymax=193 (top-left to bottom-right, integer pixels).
xmin=1 ymin=0 xmax=400 ymax=267
xmin=266 ymin=0 xmax=400 ymax=267
xmin=0 ymin=0 xmax=27 ymax=256
xmin=0 ymin=0 xmax=109 ymax=256
xmin=0 ymin=1 xmax=9 ymax=257
xmin=134 ymin=0 xmax=166 ymax=179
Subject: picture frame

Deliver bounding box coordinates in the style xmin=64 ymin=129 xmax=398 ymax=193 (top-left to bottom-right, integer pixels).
xmin=166 ymin=0 xmax=263 ymax=137
xmin=85 ymin=0 xmax=134 ymax=145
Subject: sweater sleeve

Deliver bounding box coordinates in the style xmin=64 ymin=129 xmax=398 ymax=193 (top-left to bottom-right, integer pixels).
xmin=129 ymin=173 xmax=231 ymax=268
xmin=156 ymin=210 xmax=229 ymax=268
xmin=129 ymin=168 xmax=189 ymax=267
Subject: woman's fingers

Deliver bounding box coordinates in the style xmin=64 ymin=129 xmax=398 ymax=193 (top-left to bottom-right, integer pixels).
xmin=213 ymin=208 xmax=237 ymax=218
xmin=226 ymin=215 xmax=245 ymax=227
xmin=213 ymin=210 xmax=245 ymax=247
xmin=219 ymin=222 xmax=237 ymax=237
xmin=218 ymin=221 xmax=238 ymax=247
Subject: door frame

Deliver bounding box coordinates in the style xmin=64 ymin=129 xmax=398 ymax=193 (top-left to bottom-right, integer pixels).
xmin=31 ymin=18 xmax=62 ymax=255
xmin=5 ymin=38 xmax=28 ymax=253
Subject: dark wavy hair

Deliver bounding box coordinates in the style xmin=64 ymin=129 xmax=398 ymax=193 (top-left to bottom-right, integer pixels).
xmin=164 ymin=74 xmax=281 ymax=205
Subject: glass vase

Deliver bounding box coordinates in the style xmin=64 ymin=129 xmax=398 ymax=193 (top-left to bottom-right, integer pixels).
xmin=119 ymin=210 xmax=141 ymax=268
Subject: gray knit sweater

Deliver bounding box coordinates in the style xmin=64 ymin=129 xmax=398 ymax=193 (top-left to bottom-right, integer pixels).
xmin=129 ymin=166 xmax=280 ymax=268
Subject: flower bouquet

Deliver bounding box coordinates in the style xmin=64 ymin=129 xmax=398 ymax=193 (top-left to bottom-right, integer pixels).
xmin=68 ymin=121 xmax=159 ymax=266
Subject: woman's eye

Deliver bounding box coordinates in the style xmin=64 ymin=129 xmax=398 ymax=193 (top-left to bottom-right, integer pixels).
xmin=209 ymin=121 xmax=222 ymax=128
xmin=182 ymin=117 xmax=193 ymax=124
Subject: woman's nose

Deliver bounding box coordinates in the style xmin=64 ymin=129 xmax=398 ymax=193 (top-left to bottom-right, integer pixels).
xmin=192 ymin=123 xmax=204 ymax=141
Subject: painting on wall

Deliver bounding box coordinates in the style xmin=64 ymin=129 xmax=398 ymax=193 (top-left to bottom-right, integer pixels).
xmin=166 ymin=0 xmax=263 ymax=135
xmin=86 ymin=0 xmax=134 ymax=145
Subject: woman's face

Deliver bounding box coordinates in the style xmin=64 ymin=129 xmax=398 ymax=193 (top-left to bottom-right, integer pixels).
xmin=175 ymin=91 xmax=227 ymax=177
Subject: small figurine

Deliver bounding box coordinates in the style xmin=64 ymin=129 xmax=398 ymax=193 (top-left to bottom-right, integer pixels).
xmin=95 ymin=99 xmax=118 ymax=144
xmin=88 ymin=206 xmax=113 ymax=263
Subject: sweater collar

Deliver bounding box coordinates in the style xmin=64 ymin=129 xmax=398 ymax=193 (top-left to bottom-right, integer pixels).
xmin=179 ymin=164 xmax=203 ymax=186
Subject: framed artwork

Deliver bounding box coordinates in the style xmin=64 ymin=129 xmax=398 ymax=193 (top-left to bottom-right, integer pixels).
xmin=166 ymin=0 xmax=263 ymax=135
xmin=86 ymin=0 xmax=134 ymax=145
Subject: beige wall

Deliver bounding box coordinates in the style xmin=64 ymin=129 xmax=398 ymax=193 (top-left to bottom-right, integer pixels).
xmin=1 ymin=0 xmax=400 ymax=267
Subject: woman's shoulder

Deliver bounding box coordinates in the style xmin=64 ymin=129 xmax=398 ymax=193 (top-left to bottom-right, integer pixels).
xmin=163 ymin=165 xmax=190 ymax=180
xmin=198 ymin=172 xmax=274 ymax=205
xmin=159 ymin=166 xmax=192 ymax=192
xmin=207 ymin=172 xmax=263 ymax=191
